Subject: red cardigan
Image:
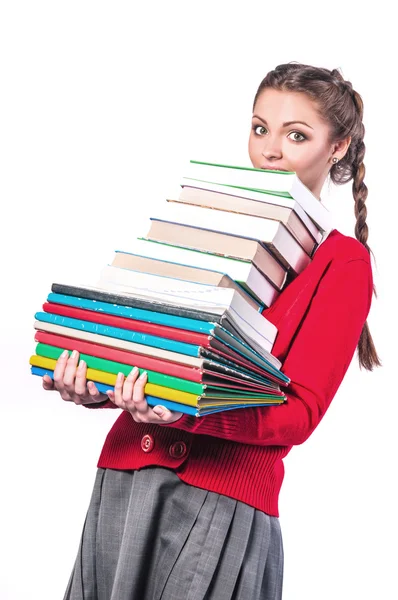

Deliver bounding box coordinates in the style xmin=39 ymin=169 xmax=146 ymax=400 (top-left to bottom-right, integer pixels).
xmin=94 ymin=230 xmax=373 ymax=517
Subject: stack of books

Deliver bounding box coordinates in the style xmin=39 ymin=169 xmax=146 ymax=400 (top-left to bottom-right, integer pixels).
xmin=30 ymin=160 xmax=332 ymax=416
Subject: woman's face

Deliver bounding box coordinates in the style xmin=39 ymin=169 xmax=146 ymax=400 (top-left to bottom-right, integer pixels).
xmin=248 ymin=88 xmax=339 ymax=199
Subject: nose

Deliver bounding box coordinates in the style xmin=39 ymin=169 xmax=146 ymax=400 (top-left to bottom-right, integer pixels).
xmin=261 ymin=136 xmax=283 ymax=161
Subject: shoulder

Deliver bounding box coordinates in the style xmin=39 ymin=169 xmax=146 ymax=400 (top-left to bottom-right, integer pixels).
xmin=315 ymin=229 xmax=371 ymax=265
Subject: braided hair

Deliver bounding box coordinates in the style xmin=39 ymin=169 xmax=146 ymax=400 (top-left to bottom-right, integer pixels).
xmin=253 ymin=63 xmax=381 ymax=371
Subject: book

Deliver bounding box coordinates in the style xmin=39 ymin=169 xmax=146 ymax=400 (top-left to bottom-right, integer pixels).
xmin=149 ymin=202 xmax=311 ymax=274
xmin=182 ymin=160 xmax=331 ymax=232
xmin=176 ymin=185 xmax=322 ymax=251
xmin=98 ymin=263 xmax=263 ymax=312
xmin=144 ymin=220 xmax=288 ymax=289
xmin=112 ymin=241 xmax=280 ymax=306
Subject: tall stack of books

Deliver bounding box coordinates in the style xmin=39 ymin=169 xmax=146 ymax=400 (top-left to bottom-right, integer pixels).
xmin=30 ymin=161 xmax=332 ymax=416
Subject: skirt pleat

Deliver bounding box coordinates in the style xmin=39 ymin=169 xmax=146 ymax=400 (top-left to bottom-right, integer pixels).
xmin=64 ymin=467 xmax=283 ymax=600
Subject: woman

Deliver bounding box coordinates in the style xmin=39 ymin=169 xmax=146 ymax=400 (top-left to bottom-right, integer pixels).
xmin=43 ymin=63 xmax=380 ymax=600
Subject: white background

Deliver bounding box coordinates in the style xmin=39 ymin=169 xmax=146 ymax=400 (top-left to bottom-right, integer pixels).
xmin=0 ymin=1 xmax=396 ymax=599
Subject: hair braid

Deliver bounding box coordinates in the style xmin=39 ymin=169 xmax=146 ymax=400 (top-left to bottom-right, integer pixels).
xmin=352 ymin=141 xmax=370 ymax=253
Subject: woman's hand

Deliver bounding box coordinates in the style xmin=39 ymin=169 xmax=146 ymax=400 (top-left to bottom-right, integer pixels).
xmin=106 ymin=367 xmax=183 ymax=424
xmin=42 ymin=350 xmax=109 ymax=405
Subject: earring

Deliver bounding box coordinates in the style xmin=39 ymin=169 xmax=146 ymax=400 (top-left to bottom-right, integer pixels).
xmin=332 ymin=157 xmax=339 ymax=164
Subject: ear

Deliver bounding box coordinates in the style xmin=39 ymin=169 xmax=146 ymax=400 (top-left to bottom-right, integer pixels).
xmin=332 ymin=136 xmax=351 ymax=160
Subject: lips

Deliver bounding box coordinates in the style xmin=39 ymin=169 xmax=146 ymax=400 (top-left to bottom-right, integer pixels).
xmin=260 ymin=166 xmax=289 ymax=171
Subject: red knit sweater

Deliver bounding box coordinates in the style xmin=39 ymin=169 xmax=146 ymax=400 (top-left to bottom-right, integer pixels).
xmin=93 ymin=230 xmax=373 ymax=517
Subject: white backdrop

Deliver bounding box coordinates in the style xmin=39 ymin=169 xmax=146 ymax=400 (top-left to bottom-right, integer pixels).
xmin=1 ymin=2 xmax=396 ymax=599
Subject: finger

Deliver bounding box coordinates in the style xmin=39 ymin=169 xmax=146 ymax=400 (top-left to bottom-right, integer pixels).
xmin=151 ymin=406 xmax=183 ymax=424
xmin=112 ymin=371 xmax=127 ymax=409
xmin=131 ymin=371 xmax=148 ymax=415
xmin=52 ymin=350 xmax=74 ymax=400
xmin=106 ymin=389 xmax=115 ymax=403
xmin=53 ymin=350 xmax=70 ymax=391
xmin=86 ymin=381 xmax=107 ymax=404
xmin=42 ymin=375 xmax=55 ymax=390
xmin=63 ymin=350 xmax=80 ymax=395
xmin=122 ymin=367 xmax=140 ymax=402
xmin=74 ymin=359 xmax=88 ymax=397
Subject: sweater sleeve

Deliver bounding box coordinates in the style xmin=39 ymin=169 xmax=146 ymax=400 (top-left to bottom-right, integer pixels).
xmin=165 ymin=258 xmax=373 ymax=446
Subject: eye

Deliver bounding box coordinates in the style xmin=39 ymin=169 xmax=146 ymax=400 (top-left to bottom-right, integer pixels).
xmin=287 ymin=131 xmax=306 ymax=142
xmin=253 ymin=125 xmax=267 ymax=136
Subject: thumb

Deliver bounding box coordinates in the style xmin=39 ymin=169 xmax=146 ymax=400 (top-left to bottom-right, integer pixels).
xmin=42 ymin=375 xmax=55 ymax=391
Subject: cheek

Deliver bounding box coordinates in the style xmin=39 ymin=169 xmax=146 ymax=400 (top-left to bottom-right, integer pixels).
xmin=248 ymin=135 xmax=262 ymax=164
xmin=287 ymin=142 xmax=329 ymax=172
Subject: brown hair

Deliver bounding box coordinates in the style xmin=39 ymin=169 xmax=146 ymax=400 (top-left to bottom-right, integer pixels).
xmin=253 ymin=62 xmax=380 ymax=371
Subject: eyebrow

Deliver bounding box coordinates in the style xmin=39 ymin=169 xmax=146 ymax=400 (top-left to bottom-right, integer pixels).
xmin=252 ymin=114 xmax=314 ymax=130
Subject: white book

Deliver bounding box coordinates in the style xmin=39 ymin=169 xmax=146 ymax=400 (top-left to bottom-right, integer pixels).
xmin=183 ymin=160 xmax=332 ymax=233
xmin=152 ymin=202 xmax=311 ymax=275
xmin=96 ymin=266 xmax=277 ymax=354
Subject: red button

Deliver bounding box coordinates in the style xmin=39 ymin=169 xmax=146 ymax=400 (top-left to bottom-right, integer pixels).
xmin=141 ymin=434 xmax=155 ymax=453
xmin=169 ymin=441 xmax=187 ymax=458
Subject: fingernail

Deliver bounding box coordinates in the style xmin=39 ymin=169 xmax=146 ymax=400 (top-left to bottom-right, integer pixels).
xmin=139 ymin=371 xmax=147 ymax=380
xmin=79 ymin=359 xmax=86 ymax=369
xmin=72 ymin=350 xmax=78 ymax=359
xmin=60 ymin=350 xmax=68 ymax=358
xmin=117 ymin=372 xmax=124 ymax=381
xmin=128 ymin=366 xmax=139 ymax=377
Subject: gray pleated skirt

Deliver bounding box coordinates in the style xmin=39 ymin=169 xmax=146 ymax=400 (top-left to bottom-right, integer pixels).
xmin=64 ymin=467 xmax=283 ymax=600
